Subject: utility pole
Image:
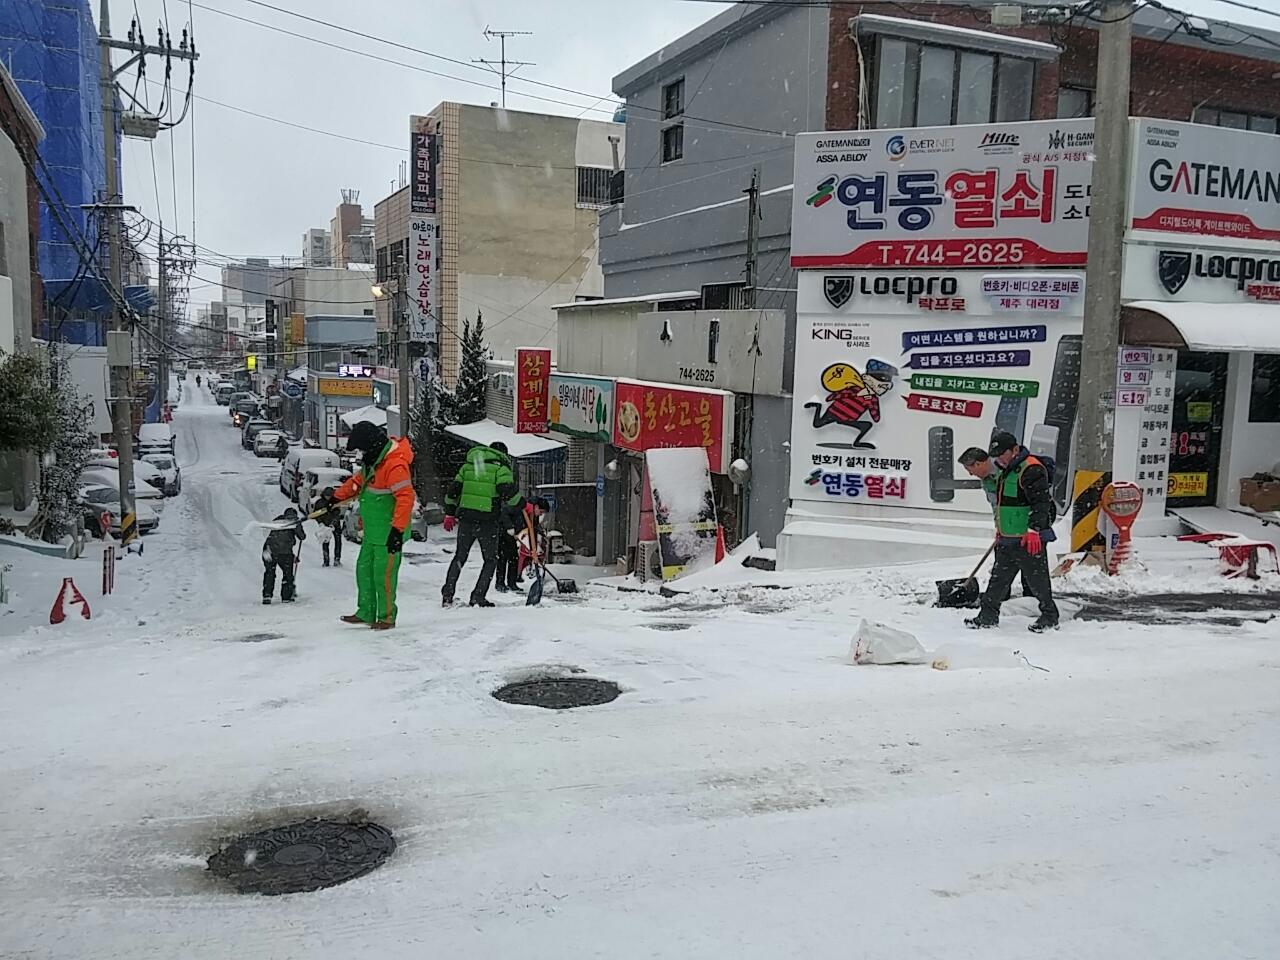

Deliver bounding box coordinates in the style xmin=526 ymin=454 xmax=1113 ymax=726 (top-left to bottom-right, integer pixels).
xmin=1076 ymin=0 xmax=1134 ymax=472
xmin=394 ymin=255 xmax=411 ymax=440
xmin=743 ymin=168 xmax=760 ymax=309
xmin=473 ymin=28 xmax=534 ymax=108
xmin=98 ymin=0 xmax=198 ymax=546
xmin=156 ymin=227 xmax=168 ymax=412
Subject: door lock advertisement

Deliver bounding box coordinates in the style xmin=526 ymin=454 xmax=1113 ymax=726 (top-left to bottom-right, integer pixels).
xmin=790 ymin=270 xmax=1085 ymax=511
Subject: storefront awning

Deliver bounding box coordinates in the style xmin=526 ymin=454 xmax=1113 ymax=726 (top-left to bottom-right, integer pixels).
xmin=445 ymin=418 xmax=566 ymax=458
xmin=1124 ymin=301 xmax=1280 ymax=353
xmin=339 ymin=404 xmax=386 ymax=428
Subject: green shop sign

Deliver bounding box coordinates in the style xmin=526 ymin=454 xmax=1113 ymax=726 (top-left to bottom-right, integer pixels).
xmin=908 ymin=374 xmax=1040 ymax=398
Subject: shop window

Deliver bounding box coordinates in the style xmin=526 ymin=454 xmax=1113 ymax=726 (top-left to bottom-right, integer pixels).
xmin=872 ymin=37 xmax=1034 ymax=128
xmin=1057 ymin=86 xmax=1094 ymax=118
xmin=1194 ymin=106 xmax=1278 ymax=134
xmin=1249 ymin=354 xmax=1280 ymax=423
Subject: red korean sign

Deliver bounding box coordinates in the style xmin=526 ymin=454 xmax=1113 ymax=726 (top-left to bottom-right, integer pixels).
xmin=791 ymin=119 xmax=1095 ymax=268
xmin=904 ymin=393 xmax=983 ymax=418
xmin=515 ymin=348 xmax=551 ymax=434
xmin=613 ymin=379 xmax=732 ymax=473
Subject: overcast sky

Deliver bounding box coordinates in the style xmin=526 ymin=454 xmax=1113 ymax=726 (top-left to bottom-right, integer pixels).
xmin=110 ymin=0 xmax=1279 ymax=307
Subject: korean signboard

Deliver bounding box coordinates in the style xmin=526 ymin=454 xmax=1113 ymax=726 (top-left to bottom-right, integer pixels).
xmin=317 ymin=377 xmax=373 ymax=398
xmin=791 ymin=119 xmax=1095 ymax=270
xmin=515 ymin=347 xmax=552 ymax=434
xmin=1122 ymin=241 xmax=1280 ymax=303
xmin=790 ymin=271 xmax=1085 ymax=511
xmin=409 ymin=217 xmax=439 ymax=345
xmin=548 ymin=373 xmax=613 ymax=442
xmin=1110 ymin=348 xmax=1176 ymax=527
xmin=612 ymin=378 xmax=734 ymax=474
xmin=1129 ymin=119 xmax=1280 ymax=246
xmin=409 ymin=115 xmax=438 ymax=215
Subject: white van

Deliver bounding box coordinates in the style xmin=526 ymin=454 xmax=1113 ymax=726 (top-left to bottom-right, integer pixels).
xmin=297 ymin=466 xmax=353 ymax=511
xmin=279 ymin=447 xmax=341 ymax=499
xmin=137 ymin=422 xmax=174 ymax=457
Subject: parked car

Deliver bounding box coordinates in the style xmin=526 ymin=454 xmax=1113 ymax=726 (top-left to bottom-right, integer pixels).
xmin=280 ymin=447 xmax=342 ymax=499
xmin=253 ymin=429 xmax=286 ymax=457
xmin=231 ymin=399 xmax=263 ymax=429
xmin=297 ymin=466 xmax=353 ymax=511
xmin=77 ymin=484 xmax=160 ymax=535
xmin=214 ymin=383 xmax=235 ymax=405
xmin=241 ymin=419 xmax=275 ymax=450
xmin=81 ymin=469 xmax=166 ymax=513
xmin=137 ymin=422 xmax=175 ymax=458
xmin=141 ymin=452 xmax=182 ymax=495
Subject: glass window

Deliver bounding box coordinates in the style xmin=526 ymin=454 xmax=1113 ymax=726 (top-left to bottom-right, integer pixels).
xmin=1219 ymin=110 xmax=1248 ymax=129
xmin=916 ymin=45 xmax=955 ymax=127
xmin=956 ymin=52 xmax=994 ymax=124
xmin=661 ymin=123 xmax=683 ymax=163
xmin=996 ymin=57 xmax=1034 ymax=121
xmin=662 ymin=78 xmax=684 ymax=120
xmin=1057 ymin=86 xmax=1094 ymax=118
xmin=875 ymin=38 xmax=912 ymax=128
xmin=1249 ymin=354 xmax=1280 ymax=423
xmin=1195 ymin=106 xmax=1278 ymax=134
xmin=1250 ymin=115 xmax=1277 ymax=134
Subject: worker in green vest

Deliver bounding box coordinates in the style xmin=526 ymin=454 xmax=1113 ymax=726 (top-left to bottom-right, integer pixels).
xmin=441 ymin=443 xmax=523 ymax=607
xmin=966 ymin=432 xmax=1059 ymax=633
xmin=959 ymin=445 xmax=1032 ymax=602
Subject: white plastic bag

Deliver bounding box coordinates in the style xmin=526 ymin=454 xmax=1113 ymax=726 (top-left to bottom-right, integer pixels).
xmin=850 ymin=619 xmax=929 ymax=665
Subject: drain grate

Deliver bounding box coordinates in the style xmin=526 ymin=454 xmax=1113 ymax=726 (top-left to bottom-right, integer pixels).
xmin=229 ymin=632 xmax=283 ymax=643
xmin=493 ymin=677 xmax=621 ymax=710
xmin=207 ymin=818 xmax=395 ymax=895
xmin=644 ymin=622 xmax=693 ymax=631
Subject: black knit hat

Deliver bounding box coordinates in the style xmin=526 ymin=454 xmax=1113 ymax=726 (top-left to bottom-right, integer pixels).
xmin=347 ymin=420 xmax=387 ymax=456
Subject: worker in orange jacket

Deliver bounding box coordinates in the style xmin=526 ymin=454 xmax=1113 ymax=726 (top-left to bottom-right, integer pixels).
xmin=318 ymin=421 xmax=415 ymax=629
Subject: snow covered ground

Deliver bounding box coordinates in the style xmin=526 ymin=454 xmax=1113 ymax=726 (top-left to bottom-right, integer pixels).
xmin=1 ymin=377 xmax=1277 ymax=959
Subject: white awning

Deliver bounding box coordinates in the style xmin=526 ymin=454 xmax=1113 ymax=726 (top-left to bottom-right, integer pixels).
xmin=1126 ymin=301 xmax=1280 ymax=353
xmin=339 ymin=404 xmax=387 ymax=428
xmin=445 ymin=418 xmax=566 ymax=458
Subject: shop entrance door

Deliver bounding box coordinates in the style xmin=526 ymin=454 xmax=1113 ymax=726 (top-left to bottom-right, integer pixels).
xmin=1167 ymin=352 xmax=1229 ymax=508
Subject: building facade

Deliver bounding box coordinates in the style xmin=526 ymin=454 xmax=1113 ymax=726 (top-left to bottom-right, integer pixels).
xmin=600 ymin=0 xmax=1280 ymax=548
xmin=373 ymin=103 xmax=623 ymax=398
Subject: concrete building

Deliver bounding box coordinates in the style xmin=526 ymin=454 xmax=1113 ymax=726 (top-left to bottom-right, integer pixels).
xmin=598 ymin=0 xmax=1280 ymax=548
xmin=373 ymin=104 xmax=623 ymax=395
xmin=302 ymin=228 xmax=331 ymax=267
xmin=331 ymin=191 xmax=373 ymax=268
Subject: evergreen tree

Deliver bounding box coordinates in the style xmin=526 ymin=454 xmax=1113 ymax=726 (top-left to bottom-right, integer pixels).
xmin=0 ymin=349 xmax=58 ymax=452
xmin=454 ymin=312 xmax=488 ymax=424
xmin=26 ymin=342 xmax=93 ymax=542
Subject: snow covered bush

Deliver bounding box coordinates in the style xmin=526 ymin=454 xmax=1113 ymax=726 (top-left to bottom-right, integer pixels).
xmin=0 ymin=349 xmax=58 ymax=453
xmin=26 ymin=342 xmax=93 ymax=542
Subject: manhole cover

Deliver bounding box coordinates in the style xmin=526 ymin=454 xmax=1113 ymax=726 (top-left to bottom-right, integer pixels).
xmin=207 ymin=818 xmax=395 ymax=895
xmin=644 ymin=622 xmax=692 ymax=631
xmin=492 ymin=677 xmax=621 ymax=709
xmin=230 ymin=632 xmax=283 ymax=643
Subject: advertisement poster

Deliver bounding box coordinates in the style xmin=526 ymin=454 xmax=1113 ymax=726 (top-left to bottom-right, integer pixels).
xmin=646 ymin=447 xmax=719 ymax=581
xmin=791 ymin=119 xmax=1095 ymax=269
xmin=548 ymin=373 xmax=613 ymax=442
xmin=612 ymin=378 xmax=734 ymax=474
xmin=409 ymin=217 xmax=439 ymax=345
xmin=1129 ymin=119 xmax=1280 ymax=245
xmin=515 ymin=347 xmax=552 ymax=434
xmin=409 ymin=115 xmax=438 ymax=215
xmin=789 ymin=270 xmax=1085 ymax=511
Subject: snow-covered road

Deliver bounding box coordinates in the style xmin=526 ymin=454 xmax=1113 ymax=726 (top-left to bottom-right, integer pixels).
xmin=1 ymin=377 xmax=1278 ymax=959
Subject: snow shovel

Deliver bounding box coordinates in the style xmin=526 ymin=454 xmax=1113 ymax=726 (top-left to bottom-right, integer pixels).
xmin=935 ymin=542 xmax=995 ymax=608
xmin=525 ymin=513 xmax=545 ymax=606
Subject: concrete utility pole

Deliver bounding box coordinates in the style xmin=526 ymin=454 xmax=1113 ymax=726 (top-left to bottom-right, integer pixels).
xmin=156 ymin=227 xmax=168 ymax=408
xmin=1076 ymin=0 xmax=1134 ymax=473
xmin=394 ymin=255 xmax=411 ymax=440
xmin=743 ymin=168 xmax=760 ymax=309
xmin=98 ymin=0 xmax=198 ymax=545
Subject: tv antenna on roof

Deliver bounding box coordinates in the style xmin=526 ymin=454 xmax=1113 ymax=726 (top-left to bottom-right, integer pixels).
xmin=473 ymin=27 xmax=534 ymax=109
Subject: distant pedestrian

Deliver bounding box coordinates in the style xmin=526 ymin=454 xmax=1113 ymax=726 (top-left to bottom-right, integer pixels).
xmin=275 ymin=433 xmax=289 ymax=461
xmin=313 ymin=486 xmax=344 ymax=567
xmin=262 ymin=507 xmax=305 ymax=604
xmin=965 ymin=432 xmax=1059 ymax=633
xmin=441 ymin=443 xmax=522 ymax=607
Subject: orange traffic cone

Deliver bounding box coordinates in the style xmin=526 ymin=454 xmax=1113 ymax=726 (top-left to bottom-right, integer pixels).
xmin=49 ymin=577 xmax=92 ymax=624
xmin=714 ymin=525 xmax=726 ymax=563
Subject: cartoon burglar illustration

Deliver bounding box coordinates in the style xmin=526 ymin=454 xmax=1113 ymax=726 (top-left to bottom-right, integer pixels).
xmin=804 ymin=359 xmax=898 ymax=449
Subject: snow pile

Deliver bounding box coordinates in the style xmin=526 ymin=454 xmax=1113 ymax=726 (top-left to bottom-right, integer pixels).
xmin=646 ymin=447 xmax=718 ymax=580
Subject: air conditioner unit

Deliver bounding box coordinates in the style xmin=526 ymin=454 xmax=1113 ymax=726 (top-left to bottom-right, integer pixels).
xmin=636 ymin=540 xmax=661 ymax=582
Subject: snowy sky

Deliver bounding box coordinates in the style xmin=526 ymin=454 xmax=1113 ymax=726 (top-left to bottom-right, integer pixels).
xmin=110 ymin=0 xmax=1280 ymax=306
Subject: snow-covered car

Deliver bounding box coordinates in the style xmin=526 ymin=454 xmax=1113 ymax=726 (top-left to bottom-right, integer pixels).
xmin=77 ymin=484 xmax=159 ymax=535
xmin=81 ymin=466 xmax=166 ymax=513
xmin=214 ymin=383 xmax=235 ymax=405
xmin=253 ymin=430 xmax=286 ymax=457
xmin=297 ymin=466 xmax=352 ymax=511
xmin=280 ymin=448 xmax=341 ymax=499
xmin=241 ymin=419 xmax=275 ymax=450
xmin=141 ymin=453 xmax=182 ymax=495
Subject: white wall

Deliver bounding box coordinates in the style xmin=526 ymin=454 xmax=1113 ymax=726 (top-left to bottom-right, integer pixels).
xmin=1220 ymin=352 xmax=1280 ymax=509
xmin=574 ymin=118 xmax=623 ymax=169
xmin=458 ymin=272 xmax=582 ymax=363
xmin=65 ymin=346 xmax=113 ymax=437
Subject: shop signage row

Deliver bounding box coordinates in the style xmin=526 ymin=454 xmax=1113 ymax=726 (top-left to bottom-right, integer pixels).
xmin=512 ymin=351 xmax=734 ymax=473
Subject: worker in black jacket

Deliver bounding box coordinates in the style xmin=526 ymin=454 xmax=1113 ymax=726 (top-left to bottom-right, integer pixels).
xmin=966 ymin=432 xmax=1059 ymax=632
xmin=262 ymin=507 xmax=306 ymax=604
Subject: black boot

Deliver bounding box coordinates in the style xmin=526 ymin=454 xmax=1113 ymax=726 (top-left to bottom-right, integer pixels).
xmin=470 ymin=597 xmax=495 ymax=608
xmin=262 ymin=597 xmax=272 ymax=605
xmin=964 ymin=615 xmax=997 ymax=629
xmin=1028 ymin=616 xmax=1059 ymax=633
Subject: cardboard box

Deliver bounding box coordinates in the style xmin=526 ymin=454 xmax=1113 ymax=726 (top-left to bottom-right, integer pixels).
xmin=1239 ymin=478 xmax=1280 ymax=513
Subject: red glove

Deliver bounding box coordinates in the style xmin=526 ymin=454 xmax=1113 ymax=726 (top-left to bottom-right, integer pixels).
xmin=1021 ymin=530 xmax=1042 ymax=556
xmin=442 ymin=515 xmax=456 ymax=533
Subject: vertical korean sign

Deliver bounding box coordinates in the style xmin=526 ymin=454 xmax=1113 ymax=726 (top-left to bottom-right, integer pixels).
xmin=409 ymin=217 xmax=439 ymax=347
xmin=515 ymin=347 xmax=552 ymax=434
xmin=409 ymin=115 xmax=438 ymax=215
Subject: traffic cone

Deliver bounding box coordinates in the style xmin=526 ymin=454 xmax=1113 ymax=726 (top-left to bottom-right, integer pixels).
xmin=714 ymin=525 xmax=726 ymax=563
xmin=49 ymin=577 xmax=91 ymax=625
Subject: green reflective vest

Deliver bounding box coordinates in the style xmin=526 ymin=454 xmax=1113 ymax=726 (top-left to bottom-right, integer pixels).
xmin=995 ymin=456 xmax=1042 ymax=537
